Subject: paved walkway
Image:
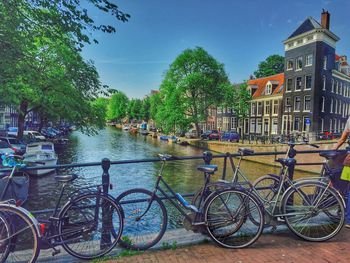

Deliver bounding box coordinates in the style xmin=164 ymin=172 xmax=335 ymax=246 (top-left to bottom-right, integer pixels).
xmin=108 ymin=229 xmax=350 ymax=263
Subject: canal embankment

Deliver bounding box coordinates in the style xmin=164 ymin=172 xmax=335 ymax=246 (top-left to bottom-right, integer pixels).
xmin=188 ymin=139 xmax=340 ymax=173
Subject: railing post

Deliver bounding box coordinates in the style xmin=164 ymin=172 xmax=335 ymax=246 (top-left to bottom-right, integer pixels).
xmin=203 ymin=151 xmax=213 ymax=165
xmin=101 ymin=158 xmax=111 ymax=249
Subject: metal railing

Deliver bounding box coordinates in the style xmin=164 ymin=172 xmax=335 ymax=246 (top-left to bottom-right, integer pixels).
xmin=0 ymin=149 xmax=347 ymax=216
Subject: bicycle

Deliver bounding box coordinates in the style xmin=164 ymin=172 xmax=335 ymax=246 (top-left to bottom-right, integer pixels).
xmin=0 ymin=154 xmax=124 ymax=263
xmin=115 ymin=154 xmax=264 ymax=250
xmin=193 ymin=144 xmax=345 ymax=242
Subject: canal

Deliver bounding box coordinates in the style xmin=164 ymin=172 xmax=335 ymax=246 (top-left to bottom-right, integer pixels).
xmin=27 ymin=126 xmax=310 ymax=227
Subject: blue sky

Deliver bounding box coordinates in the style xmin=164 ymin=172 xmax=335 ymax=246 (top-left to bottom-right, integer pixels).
xmin=82 ymin=0 xmax=350 ymax=98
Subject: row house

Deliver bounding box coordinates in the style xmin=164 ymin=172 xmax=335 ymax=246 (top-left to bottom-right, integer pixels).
xmin=246 ymin=73 xmax=284 ymax=136
xmin=282 ymin=10 xmax=350 ymax=136
xmin=0 ymin=104 xmax=18 ymax=130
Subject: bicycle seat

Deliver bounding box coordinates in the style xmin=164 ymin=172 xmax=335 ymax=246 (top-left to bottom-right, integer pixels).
xmin=55 ymin=174 xmax=78 ymax=183
xmin=275 ymin=158 xmax=296 ymax=166
xmin=238 ymin=148 xmax=254 ymax=156
xmin=319 ymin=151 xmax=339 ymax=160
xmin=158 ymin=154 xmax=172 ymax=161
xmin=197 ymin=164 xmax=218 ymax=174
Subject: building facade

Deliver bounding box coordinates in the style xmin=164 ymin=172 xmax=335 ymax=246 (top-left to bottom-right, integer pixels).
xmin=282 ymin=11 xmax=350 ymax=136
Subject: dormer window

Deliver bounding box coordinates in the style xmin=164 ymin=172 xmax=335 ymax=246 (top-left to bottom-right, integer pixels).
xmin=265 ymin=83 xmax=272 ymax=95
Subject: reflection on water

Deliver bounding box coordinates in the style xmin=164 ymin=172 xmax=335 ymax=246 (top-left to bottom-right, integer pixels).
xmin=26 ymin=127 xmax=312 ymax=227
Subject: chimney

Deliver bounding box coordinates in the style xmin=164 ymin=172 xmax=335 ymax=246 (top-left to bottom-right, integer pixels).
xmin=321 ymin=9 xmax=330 ymax=29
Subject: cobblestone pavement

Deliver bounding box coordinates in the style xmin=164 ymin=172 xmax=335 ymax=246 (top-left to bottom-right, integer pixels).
xmin=108 ymin=229 xmax=350 ymax=263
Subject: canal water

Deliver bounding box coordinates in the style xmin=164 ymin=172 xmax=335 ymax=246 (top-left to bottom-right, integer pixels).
xmin=26 ymin=126 xmax=310 ymax=227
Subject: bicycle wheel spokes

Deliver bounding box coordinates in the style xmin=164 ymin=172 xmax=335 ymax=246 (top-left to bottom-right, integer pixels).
xmin=59 ymin=193 xmax=123 ymax=259
xmin=116 ymin=188 xmax=167 ymax=250
xmin=205 ymin=189 xmax=264 ymax=248
xmin=283 ymin=182 xmax=345 ymax=241
xmin=0 ymin=208 xmax=39 ymax=263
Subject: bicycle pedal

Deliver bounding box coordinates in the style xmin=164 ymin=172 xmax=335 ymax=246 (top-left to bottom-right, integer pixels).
xmin=52 ymin=249 xmax=60 ymax=256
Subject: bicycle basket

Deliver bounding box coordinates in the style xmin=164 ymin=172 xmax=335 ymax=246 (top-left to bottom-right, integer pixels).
xmin=0 ymin=174 xmax=29 ymax=204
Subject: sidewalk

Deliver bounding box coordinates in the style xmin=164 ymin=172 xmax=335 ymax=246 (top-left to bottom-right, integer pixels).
xmin=108 ymin=229 xmax=350 ymax=263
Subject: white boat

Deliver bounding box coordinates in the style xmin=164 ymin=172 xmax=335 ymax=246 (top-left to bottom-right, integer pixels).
xmin=23 ymin=142 xmax=58 ymax=176
xmin=122 ymin=124 xmax=130 ymax=131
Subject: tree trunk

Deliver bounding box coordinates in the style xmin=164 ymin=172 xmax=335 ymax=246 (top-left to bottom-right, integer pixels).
xmin=17 ymin=100 xmax=28 ymax=140
xmin=195 ymin=122 xmax=200 ymax=138
xmin=38 ymin=115 xmax=45 ymax=133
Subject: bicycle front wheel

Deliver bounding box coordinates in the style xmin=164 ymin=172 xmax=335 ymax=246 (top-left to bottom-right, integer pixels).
xmin=252 ymin=175 xmax=281 ymax=204
xmin=204 ymin=188 xmax=264 ymax=248
xmin=282 ymin=181 xmax=345 ymax=242
xmin=0 ymin=204 xmax=40 ymax=263
xmin=115 ymin=188 xmax=167 ymax=250
xmin=58 ymin=193 xmax=123 ymax=260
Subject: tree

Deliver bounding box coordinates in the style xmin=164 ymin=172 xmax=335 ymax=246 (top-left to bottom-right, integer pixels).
xmin=149 ymin=92 xmax=161 ymax=121
xmin=140 ymin=97 xmax=151 ymax=121
xmin=127 ymin=99 xmax=142 ymax=121
xmin=158 ymin=47 xmax=229 ymax=135
xmin=253 ymin=55 xmax=284 ymax=78
xmin=107 ymin=92 xmax=129 ymax=121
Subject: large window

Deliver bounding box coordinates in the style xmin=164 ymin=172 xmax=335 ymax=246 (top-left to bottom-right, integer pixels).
xmin=323 ymin=56 xmax=327 ymax=70
xmin=271 ymin=119 xmax=278 ymax=134
xmin=257 ymin=102 xmax=263 ymax=116
xmin=330 ymin=99 xmax=333 ymax=113
xmin=250 ymin=119 xmax=256 ymax=133
xmin=321 ymin=97 xmax=325 ymax=112
xmin=331 ymin=79 xmax=335 ymax=93
xmin=304 ymin=95 xmax=311 ymax=111
xmin=287 ymin=59 xmax=294 ymax=70
xmin=264 ymin=101 xmax=270 ymax=115
xmin=305 ymin=75 xmax=312 ymax=90
xmin=285 ymin=97 xmax=292 ymax=112
xmin=273 ymin=100 xmax=279 ymax=115
xmin=286 ymin=78 xmax=293 ymax=92
xmin=296 ymin=57 xmax=303 ymax=70
xmin=256 ymin=119 xmax=262 ymax=134
xmin=305 ymin=54 xmax=313 ymax=66
xmin=322 ymin=76 xmax=326 ymax=91
xmin=294 ymin=117 xmax=301 ymax=131
xmin=251 ymin=102 xmax=256 ymax=116
xmin=294 ymin=96 xmax=301 ymax=111
xmin=295 ymin=77 xmax=302 ymax=90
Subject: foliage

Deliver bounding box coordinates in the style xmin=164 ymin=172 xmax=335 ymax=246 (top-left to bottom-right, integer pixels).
xmin=158 ymin=47 xmax=229 ymax=134
xmin=127 ymin=98 xmax=142 ymax=120
xmin=149 ymin=92 xmax=162 ymax=121
xmin=107 ymin=91 xmax=129 ymax=121
xmin=253 ymin=55 xmax=284 ymax=78
xmin=231 ymin=83 xmax=251 ymax=119
xmin=140 ymin=97 xmax=151 ymax=121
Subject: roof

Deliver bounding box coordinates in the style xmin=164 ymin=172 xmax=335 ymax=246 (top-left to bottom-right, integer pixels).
xmin=288 ymin=17 xmax=323 ymax=39
xmin=335 ymin=54 xmax=341 ymax=61
xmin=248 ymin=73 xmax=285 ymax=99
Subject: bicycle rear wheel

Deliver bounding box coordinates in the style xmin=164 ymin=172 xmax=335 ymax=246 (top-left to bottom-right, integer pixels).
xmin=58 ymin=193 xmax=123 ymax=260
xmin=0 ymin=204 xmax=40 ymax=263
xmin=282 ymin=181 xmax=345 ymax=241
xmin=204 ymin=188 xmax=264 ymax=248
xmin=115 ymin=188 xmax=167 ymax=250
xmin=252 ymin=175 xmax=281 ymax=204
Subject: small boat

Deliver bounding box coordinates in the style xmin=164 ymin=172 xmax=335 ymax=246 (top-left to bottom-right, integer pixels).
xmin=123 ymin=124 xmax=130 ymax=131
xmin=168 ymin=136 xmax=177 ymax=143
xmin=159 ymin=135 xmax=169 ymax=141
xmin=23 ymin=142 xmax=58 ymax=177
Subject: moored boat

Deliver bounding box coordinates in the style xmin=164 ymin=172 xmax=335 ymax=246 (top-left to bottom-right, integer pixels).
xmin=122 ymin=124 xmax=130 ymax=131
xmin=140 ymin=129 xmax=149 ymax=135
xmin=23 ymin=142 xmax=58 ymax=176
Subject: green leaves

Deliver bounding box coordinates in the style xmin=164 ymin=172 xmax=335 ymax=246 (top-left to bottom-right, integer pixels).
xmin=254 ymin=54 xmax=284 ymax=78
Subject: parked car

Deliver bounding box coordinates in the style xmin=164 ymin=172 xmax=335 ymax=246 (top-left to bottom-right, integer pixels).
xmin=7 ymin=127 xmax=18 ymax=137
xmin=185 ymin=129 xmax=198 ymax=139
xmin=208 ymin=130 xmax=220 ymax=140
xmin=0 ymin=137 xmax=26 ymax=155
xmin=221 ymin=131 xmax=240 ymax=142
xmin=200 ymin=130 xmax=212 ymax=140
xmin=0 ymin=140 xmax=15 ymax=155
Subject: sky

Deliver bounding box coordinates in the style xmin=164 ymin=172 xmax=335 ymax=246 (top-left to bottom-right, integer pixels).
xmin=82 ymin=0 xmax=350 ymax=99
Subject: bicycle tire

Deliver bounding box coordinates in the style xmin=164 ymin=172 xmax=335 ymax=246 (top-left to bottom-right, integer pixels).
xmin=282 ymin=181 xmax=345 ymax=242
xmin=58 ymin=192 xmax=123 ymax=260
xmin=115 ymin=188 xmax=168 ymax=250
xmin=204 ymin=188 xmax=264 ymax=248
xmin=0 ymin=204 xmax=40 ymax=263
xmin=252 ymin=175 xmax=281 ymax=204
xmin=0 ymin=212 xmax=11 ymax=262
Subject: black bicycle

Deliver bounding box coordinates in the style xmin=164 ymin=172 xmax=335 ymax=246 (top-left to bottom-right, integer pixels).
xmin=0 ymin=154 xmax=124 ymax=263
xmin=115 ymin=154 xmax=264 ymax=250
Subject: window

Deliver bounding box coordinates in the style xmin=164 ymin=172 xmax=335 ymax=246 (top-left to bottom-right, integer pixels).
xmin=305 ymin=75 xmax=312 ymax=90
xmin=297 ymin=39 xmax=303 ymax=44
xmin=335 ymin=99 xmax=338 ymax=114
xmin=295 ymin=77 xmax=302 ymax=90
xmin=263 ymin=119 xmax=269 ymax=134
xmin=305 ymin=54 xmax=313 ymax=66
xmin=271 ymin=119 xmax=278 ymax=134
xmin=265 ymin=84 xmax=272 ymax=95
xmin=288 ymin=42 xmax=294 ymax=48
xmin=287 ymin=60 xmax=294 ymax=70
xmin=231 ymin=117 xmax=236 ymax=130
xmin=331 ymin=79 xmax=335 ymax=93
xmin=251 ymin=103 xmax=256 ymax=116
xmin=286 ymin=78 xmax=293 ymax=92
xmin=321 ymin=97 xmax=325 ymax=112
xmin=257 ymin=102 xmax=263 ymax=116
xmin=336 ymin=81 xmax=339 ymax=94
xmin=296 ymin=57 xmax=303 ymax=70
xmin=285 ymin=97 xmax=292 ymax=112
xmin=264 ymin=101 xmax=270 ymax=115
xmin=304 ymin=95 xmax=311 ymax=111
xmin=250 ymin=119 xmax=256 ymax=133
xmin=303 ymin=117 xmax=311 ymax=132
xmin=320 ymin=118 xmax=324 ymax=132
xmin=330 ymin=119 xmax=333 ymax=132
xmin=330 ymin=99 xmax=333 ymax=113
xmin=294 ymin=96 xmax=301 ymax=111
xmin=307 ymin=35 xmax=314 ymax=41
xmin=294 ymin=117 xmax=301 ymax=131
xmin=256 ymin=119 xmax=262 ymax=134
xmin=322 ymin=76 xmax=326 ymax=91
xmin=323 ymin=56 xmax=327 ymax=70
xmin=273 ymin=100 xmax=279 ymax=115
